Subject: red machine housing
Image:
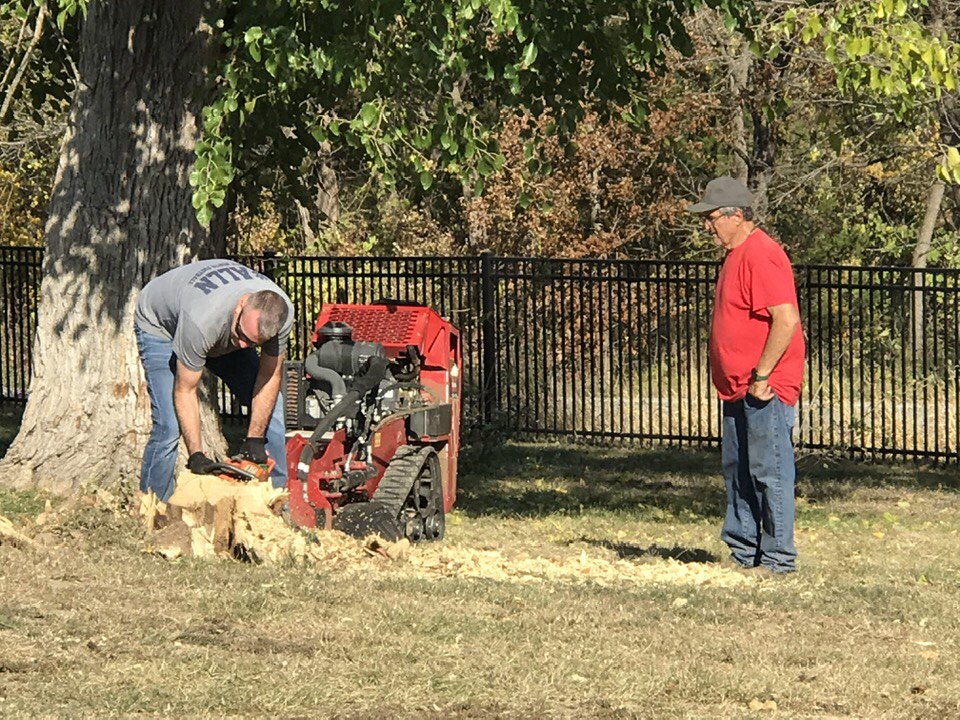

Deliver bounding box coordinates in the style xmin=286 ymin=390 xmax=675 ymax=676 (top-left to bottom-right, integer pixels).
xmin=283 ymin=302 xmax=461 ymax=538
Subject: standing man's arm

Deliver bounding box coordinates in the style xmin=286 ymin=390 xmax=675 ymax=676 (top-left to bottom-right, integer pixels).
xmin=173 ymin=361 xmax=204 ymax=455
xmin=247 ymin=352 xmax=284 ymax=438
xmin=748 ymin=303 xmax=800 ymax=400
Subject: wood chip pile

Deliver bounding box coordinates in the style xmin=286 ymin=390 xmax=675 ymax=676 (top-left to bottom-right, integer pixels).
xmin=141 ymin=471 xmax=377 ymax=565
xmin=139 ymin=474 xmax=748 ymax=587
xmin=2 ymin=473 xmax=757 ymax=589
xmin=0 ymin=513 xmax=36 ymax=550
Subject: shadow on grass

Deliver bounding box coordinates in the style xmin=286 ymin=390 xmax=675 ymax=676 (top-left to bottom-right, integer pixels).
xmin=577 ymin=537 xmax=719 ymax=564
xmin=456 ymin=442 xmax=727 ymax=520
xmin=794 ymin=451 xmax=960 ymax=504
xmin=455 ymin=440 xmax=960 ymax=522
xmin=0 ymin=403 xmax=25 ymax=461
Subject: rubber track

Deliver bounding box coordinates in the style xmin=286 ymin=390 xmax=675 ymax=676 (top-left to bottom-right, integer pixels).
xmin=372 ymin=444 xmax=433 ymax=517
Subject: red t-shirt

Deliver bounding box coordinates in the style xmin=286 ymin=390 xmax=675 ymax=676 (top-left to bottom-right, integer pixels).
xmin=709 ymin=228 xmax=805 ymax=405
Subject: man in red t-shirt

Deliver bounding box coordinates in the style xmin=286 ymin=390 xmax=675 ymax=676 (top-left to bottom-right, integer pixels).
xmin=688 ymin=177 xmax=804 ymax=575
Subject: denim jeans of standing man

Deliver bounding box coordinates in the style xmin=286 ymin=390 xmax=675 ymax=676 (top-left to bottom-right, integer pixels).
xmin=135 ymin=326 xmax=287 ymax=501
xmin=720 ymin=394 xmax=797 ymax=573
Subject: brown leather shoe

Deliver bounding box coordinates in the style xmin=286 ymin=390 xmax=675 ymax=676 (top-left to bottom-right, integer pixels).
xmin=719 ymin=555 xmax=753 ymax=571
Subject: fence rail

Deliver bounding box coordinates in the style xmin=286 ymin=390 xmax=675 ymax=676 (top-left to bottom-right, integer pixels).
xmin=3 ymin=246 xmax=958 ymax=462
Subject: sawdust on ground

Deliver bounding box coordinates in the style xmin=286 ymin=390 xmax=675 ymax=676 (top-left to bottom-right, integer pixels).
xmin=1 ymin=474 xmax=750 ymax=590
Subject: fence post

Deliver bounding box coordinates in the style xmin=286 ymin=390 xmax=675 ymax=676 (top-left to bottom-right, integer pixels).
xmin=480 ymin=251 xmax=498 ymax=424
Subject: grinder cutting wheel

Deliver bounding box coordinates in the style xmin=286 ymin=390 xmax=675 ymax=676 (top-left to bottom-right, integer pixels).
xmin=282 ymin=302 xmax=461 ymax=542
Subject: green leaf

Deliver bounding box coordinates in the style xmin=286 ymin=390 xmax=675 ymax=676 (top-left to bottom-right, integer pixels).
xmin=360 ymin=102 xmax=378 ymax=127
xmin=192 ymin=190 xmax=208 ymax=211
xmin=244 ymin=27 xmax=263 ymax=43
xmin=419 ymin=171 xmax=433 ymax=190
xmin=522 ymin=42 xmax=538 ymax=67
xmin=249 ymin=44 xmax=261 ymax=62
xmin=196 ymin=204 xmax=213 ymax=228
xmin=946 ymin=146 xmax=960 ymax=170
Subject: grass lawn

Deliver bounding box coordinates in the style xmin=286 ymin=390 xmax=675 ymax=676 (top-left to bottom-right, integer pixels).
xmin=1 ymin=427 xmax=959 ymax=718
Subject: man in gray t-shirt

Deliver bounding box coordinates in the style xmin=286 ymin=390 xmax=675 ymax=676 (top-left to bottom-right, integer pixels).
xmin=134 ymin=259 xmax=295 ymax=500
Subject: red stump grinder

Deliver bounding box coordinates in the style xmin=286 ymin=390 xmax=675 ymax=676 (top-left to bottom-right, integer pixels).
xmin=283 ymin=302 xmax=461 ymax=541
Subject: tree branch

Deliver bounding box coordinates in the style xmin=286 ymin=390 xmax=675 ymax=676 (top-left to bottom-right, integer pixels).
xmin=0 ymin=3 xmax=47 ymax=125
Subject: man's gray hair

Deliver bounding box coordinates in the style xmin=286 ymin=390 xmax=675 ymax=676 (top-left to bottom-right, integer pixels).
xmin=717 ymin=206 xmax=754 ymax=221
xmin=247 ymin=290 xmax=289 ymax=340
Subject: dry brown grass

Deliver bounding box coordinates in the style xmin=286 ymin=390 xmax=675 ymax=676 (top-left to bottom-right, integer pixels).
xmin=1 ymin=442 xmax=960 ymax=718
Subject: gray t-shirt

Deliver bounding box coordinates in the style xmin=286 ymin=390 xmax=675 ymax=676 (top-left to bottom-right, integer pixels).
xmin=134 ymin=259 xmax=294 ymax=372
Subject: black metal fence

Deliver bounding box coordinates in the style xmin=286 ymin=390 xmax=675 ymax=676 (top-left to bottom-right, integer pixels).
xmin=3 ymin=245 xmax=959 ymax=461
xmin=0 ymin=246 xmax=40 ymax=403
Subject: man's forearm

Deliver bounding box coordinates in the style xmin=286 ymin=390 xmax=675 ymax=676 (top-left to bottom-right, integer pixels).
xmin=247 ymin=371 xmax=281 ymax=437
xmin=173 ymin=387 xmax=203 ymax=455
xmin=756 ymin=314 xmax=799 ymax=376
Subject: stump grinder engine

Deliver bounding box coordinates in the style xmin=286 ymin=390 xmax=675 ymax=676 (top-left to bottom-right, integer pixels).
xmin=283 ymin=302 xmax=461 ymax=541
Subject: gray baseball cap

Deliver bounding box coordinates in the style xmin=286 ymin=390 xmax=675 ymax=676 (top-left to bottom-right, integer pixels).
xmin=686 ymin=176 xmax=754 ymax=214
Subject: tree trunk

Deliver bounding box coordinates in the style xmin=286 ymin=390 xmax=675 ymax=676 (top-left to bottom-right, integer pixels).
xmin=911 ymin=179 xmax=945 ymax=345
xmin=316 ymin=143 xmax=340 ymax=229
xmin=293 ymin=141 xmax=340 ymax=251
xmin=0 ymin=0 xmax=221 ymax=494
xmin=462 ymin=180 xmax=487 ymax=253
xmin=727 ymin=40 xmax=750 ymax=185
xmin=748 ymin=108 xmax=776 ymax=219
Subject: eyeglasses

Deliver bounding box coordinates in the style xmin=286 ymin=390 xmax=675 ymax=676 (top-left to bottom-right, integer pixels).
xmin=234 ymin=311 xmax=258 ymax=346
xmin=704 ymin=210 xmax=735 ymax=227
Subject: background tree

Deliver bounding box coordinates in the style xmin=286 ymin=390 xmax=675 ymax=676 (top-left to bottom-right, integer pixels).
xmin=0 ymin=0 xmax=217 ymax=492
xmin=0 ymin=0 xmax=73 ymax=246
xmin=0 ymin=0 xmax=751 ymax=493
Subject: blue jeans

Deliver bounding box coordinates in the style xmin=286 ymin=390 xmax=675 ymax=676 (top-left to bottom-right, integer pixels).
xmin=135 ymin=326 xmax=287 ymax=501
xmin=720 ymin=394 xmax=797 ymax=573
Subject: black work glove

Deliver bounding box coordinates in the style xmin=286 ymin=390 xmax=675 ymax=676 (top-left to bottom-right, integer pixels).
xmin=187 ymin=451 xmax=219 ymax=475
xmin=237 ymin=436 xmax=268 ymax=464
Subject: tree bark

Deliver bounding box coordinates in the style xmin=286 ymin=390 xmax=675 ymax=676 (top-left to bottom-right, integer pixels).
xmin=316 ymin=143 xmax=340 ymax=229
xmin=727 ymin=40 xmax=750 ymax=185
xmin=0 ymin=1 xmax=222 ymax=494
xmin=911 ymin=179 xmax=945 ymax=345
xmin=748 ymin=107 xmax=776 ymax=219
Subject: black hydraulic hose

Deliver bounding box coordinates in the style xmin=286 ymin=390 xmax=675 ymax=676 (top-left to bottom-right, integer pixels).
xmin=391 ymin=345 xmax=421 ymax=381
xmin=297 ymin=356 xmax=390 ymax=481
xmin=303 ymin=355 xmax=347 ymax=398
